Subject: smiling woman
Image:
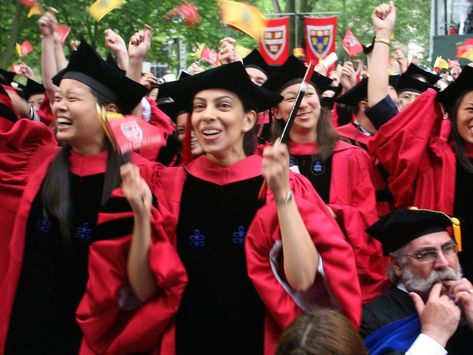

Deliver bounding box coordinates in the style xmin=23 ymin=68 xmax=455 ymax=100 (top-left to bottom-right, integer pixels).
xmin=263 ymin=55 xmax=390 ymax=304
xmin=78 ymin=62 xmax=363 ymax=355
xmin=0 ymin=41 xmax=182 ymax=354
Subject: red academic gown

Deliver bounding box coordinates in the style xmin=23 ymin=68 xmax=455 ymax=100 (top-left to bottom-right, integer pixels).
xmin=368 ymin=89 xmax=455 ymax=213
xmin=0 ymin=90 xmax=182 ymax=354
xmin=151 ymin=154 xmax=361 ymax=355
xmin=337 ymin=122 xmax=394 ymax=217
xmin=288 ymin=140 xmax=390 ymax=303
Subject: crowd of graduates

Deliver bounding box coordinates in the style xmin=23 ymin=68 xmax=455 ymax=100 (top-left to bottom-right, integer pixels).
xmin=2 ymin=1 xmax=473 ymax=354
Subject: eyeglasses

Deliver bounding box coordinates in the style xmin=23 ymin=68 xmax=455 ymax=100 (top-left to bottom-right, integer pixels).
xmin=406 ymin=243 xmax=458 ymax=263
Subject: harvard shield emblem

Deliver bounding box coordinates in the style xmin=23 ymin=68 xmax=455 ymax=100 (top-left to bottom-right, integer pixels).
xmin=307 ymin=24 xmax=334 ymax=59
xmin=120 ymin=120 xmax=143 ymax=143
xmin=262 ymin=25 xmax=286 ymax=61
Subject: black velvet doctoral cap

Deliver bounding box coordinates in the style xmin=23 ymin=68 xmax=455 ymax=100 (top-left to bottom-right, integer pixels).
xmin=436 ymin=65 xmax=473 ymax=112
xmin=0 ymin=69 xmax=16 ymax=85
xmin=396 ymin=74 xmax=432 ymax=94
xmin=404 ymin=63 xmax=440 ymax=86
xmin=243 ymin=49 xmax=273 ymax=77
xmin=336 ymin=78 xmax=368 ymax=106
xmin=158 ymin=100 xmax=187 ymax=121
xmin=23 ymin=79 xmax=45 ymax=100
xmin=52 ymin=41 xmax=146 ymax=114
xmin=366 ymin=208 xmax=455 ymax=255
xmin=158 ymin=62 xmax=283 ymax=113
xmin=263 ymin=55 xmax=333 ymax=94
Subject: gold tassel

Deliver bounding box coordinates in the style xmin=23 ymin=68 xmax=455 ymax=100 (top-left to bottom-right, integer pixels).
xmin=450 ymin=217 xmax=462 ymax=252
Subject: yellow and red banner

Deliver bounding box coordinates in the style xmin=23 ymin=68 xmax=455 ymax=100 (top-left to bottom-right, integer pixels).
xmin=219 ymin=0 xmax=266 ymax=40
xmin=16 ymin=40 xmax=33 ymax=57
xmin=304 ymin=16 xmax=337 ymax=65
xmin=259 ymin=17 xmax=289 ymax=65
xmin=88 ymin=0 xmax=124 ymax=22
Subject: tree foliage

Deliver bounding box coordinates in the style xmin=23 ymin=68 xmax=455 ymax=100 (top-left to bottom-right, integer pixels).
xmin=0 ymin=0 xmax=431 ymax=77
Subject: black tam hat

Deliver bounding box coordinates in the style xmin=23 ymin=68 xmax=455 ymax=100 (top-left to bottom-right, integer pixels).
xmin=23 ymin=79 xmax=45 ymax=100
xmin=158 ymin=62 xmax=282 ymax=113
xmin=243 ymin=49 xmax=273 ymax=77
xmin=336 ymin=78 xmax=368 ymax=106
xmin=366 ymin=208 xmax=461 ymax=255
xmin=263 ymin=55 xmax=333 ymax=94
xmin=396 ymin=74 xmax=432 ymax=94
xmin=0 ymin=69 xmax=16 ymax=86
xmin=436 ymin=65 xmax=473 ymax=112
xmin=52 ymin=41 xmax=146 ymax=114
xmin=405 ymin=64 xmax=440 ymax=86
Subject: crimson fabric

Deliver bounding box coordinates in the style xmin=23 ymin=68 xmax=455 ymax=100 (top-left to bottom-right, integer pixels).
xmin=77 ymin=183 xmax=187 ymax=354
xmin=36 ymin=94 xmax=54 ymax=125
xmin=0 ymin=117 xmax=58 ymax=352
xmin=337 ymin=123 xmax=394 ymax=217
xmin=152 ymin=154 xmax=361 ymax=355
xmin=288 ymin=140 xmax=390 ymax=303
xmin=368 ymin=89 xmax=456 ymax=213
xmin=136 ymin=96 xmax=175 ymax=162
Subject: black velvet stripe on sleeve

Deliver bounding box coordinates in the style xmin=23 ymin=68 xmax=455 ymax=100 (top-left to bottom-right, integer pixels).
xmin=94 ymin=217 xmax=134 ymax=241
xmin=0 ymin=103 xmax=18 ymax=122
xmin=365 ymin=95 xmax=399 ymax=130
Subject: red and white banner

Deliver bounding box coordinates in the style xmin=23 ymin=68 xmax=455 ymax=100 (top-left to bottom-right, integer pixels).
xmin=55 ymin=24 xmax=71 ymax=45
xmin=304 ymin=16 xmax=337 ymax=65
xmin=259 ymin=17 xmax=289 ymax=65
xmin=342 ymin=28 xmax=363 ymax=57
xmin=200 ymin=47 xmax=219 ymax=67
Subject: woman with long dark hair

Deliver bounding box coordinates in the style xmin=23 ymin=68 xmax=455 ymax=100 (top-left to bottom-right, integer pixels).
xmin=0 ymin=41 xmax=183 ymax=354
xmin=264 ymin=56 xmax=389 ymax=304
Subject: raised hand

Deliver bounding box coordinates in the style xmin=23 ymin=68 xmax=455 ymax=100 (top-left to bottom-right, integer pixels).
xmin=128 ymin=25 xmax=152 ymax=60
xmin=262 ymin=143 xmax=290 ymax=204
xmin=410 ymin=282 xmax=460 ymax=347
xmin=372 ymin=1 xmax=396 ymax=38
xmin=120 ymin=163 xmax=152 ymax=218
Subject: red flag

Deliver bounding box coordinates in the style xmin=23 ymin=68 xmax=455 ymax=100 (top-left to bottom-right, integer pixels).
xmin=342 ymin=28 xmax=363 ymax=57
xmin=55 ymin=24 xmax=71 ymax=45
xmin=19 ymin=0 xmax=36 ymax=6
xmin=259 ymin=17 xmax=289 ymax=65
xmin=106 ymin=115 xmax=165 ymax=154
xmin=16 ymin=40 xmax=33 ymax=57
xmin=304 ymin=16 xmax=337 ymax=65
xmin=200 ymin=47 xmax=219 ymax=67
xmin=165 ymin=2 xmax=201 ymax=26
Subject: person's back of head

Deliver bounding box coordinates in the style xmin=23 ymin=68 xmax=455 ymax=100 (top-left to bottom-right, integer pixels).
xmin=276 ymin=309 xmax=368 ymax=355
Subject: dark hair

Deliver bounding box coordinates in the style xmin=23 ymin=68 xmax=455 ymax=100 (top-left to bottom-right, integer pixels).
xmin=241 ymin=95 xmax=259 ymax=155
xmin=41 ymin=86 xmax=128 ymax=243
xmin=271 ymin=107 xmax=341 ymax=162
xmin=450 ymin=90 xmax=473 ymax=173
xmin=276 ymin=309 xmax=368 ymax=355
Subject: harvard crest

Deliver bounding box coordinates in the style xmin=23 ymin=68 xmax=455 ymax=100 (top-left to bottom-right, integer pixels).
xmin=262 ymin=25 xmax=287 ymax=61
xmin=306 ymin=24 xmax=334 ymax=59
xmin=120 ymin=120 xmax=143 ymax=143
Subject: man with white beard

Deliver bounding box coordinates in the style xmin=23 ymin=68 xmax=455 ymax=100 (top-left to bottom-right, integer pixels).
xmin=361 ymin=208 xmax=473 ymax=355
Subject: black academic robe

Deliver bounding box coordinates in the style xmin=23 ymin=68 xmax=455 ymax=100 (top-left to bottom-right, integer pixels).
xmin=361 ymin=288 xmax=472 ymax=354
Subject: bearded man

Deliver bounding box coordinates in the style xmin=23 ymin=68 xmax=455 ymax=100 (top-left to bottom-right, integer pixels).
xmin=361 ymin=208 xmax=473 ymax=355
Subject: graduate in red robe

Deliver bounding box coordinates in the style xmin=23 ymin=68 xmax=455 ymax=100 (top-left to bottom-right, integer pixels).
xmin=263 ymin=56 xmax=389 ymax=304
xmin=366 ymin=2 xmax=473 ymax=284
xmin=78 ymin=62 xmax=361 ymax=355
xmin=0 ymin=41 xmax=181 ymax=354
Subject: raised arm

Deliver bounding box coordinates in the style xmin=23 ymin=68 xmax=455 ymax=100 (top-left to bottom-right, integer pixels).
xmin=38 ymin=9 xmax=59 ymax=101
xmin=368 ymin=1 xmax=396 ymax=107
xmin=121 ymin=163 xmax=158 ymax=302
xmin=262 ymin=143 xmax=318 ymax=292
xmin=104 ymin=28 xmax=129 ymax=71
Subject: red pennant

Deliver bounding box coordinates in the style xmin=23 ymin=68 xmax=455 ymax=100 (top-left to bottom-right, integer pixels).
xmin=19 ymin=0 xmax=36 ymax=6
xmin=55 ymin=24 xmax=71 ymax=45
xmin=304 ymin=16 xmax=337 ymax=65
xmin=259 ymin=17 xmax=290 ymax=65
xmin=200 ymin=47 xmax=219 ymax=67
xmin=17 ymin=40 xmax=34 ymax=57
xmin=342 ymin=28 xmax=363 ymax=57
xmin=165 ymin=2 xmax=201 ymax=26
xmin=106 ymin=115 xmax=165 ymax=155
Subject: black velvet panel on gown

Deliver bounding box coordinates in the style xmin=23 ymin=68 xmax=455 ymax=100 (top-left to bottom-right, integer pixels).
xmin=289 ymin=154 xmax=333 ymax=203
xmin=6 ymin=173 xmax=104 ymax=355
xmin=175 ymin=174 xmax=265 ymax=355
